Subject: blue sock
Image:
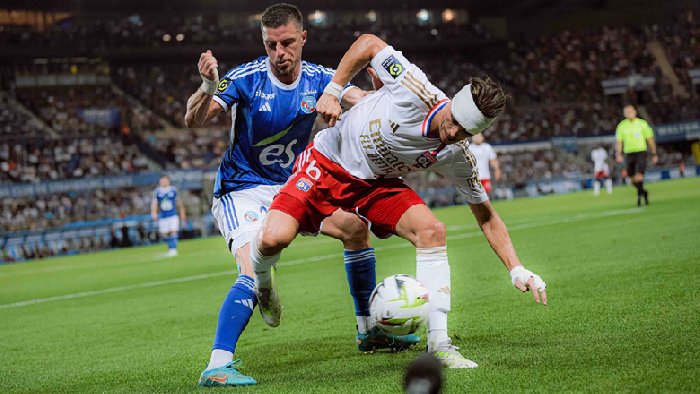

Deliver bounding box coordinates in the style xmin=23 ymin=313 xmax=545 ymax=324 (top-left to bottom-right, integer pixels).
xmin=212 ymin=275 xmax=256 ymax=354
xmin=165 ymin=236 xmax=177 ymax=249
xmin=344 ymin=248 xmax=376 ymax=316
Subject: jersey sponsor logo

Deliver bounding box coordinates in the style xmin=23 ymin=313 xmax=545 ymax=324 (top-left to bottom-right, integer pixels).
xmin=296 ymin=177 xmax=312 ymax=192
xmin=259 ymin=102 xmax=272 ymax=112
xmin=217 ymin=79 xmax=229 ymax=93
xmin=259 ymin=139 xmax=298 ymax=168
xmin=255 ymin=90 xmax=276 ymax=100
xmin=300 ymin=95 xmax=316 ymax=114
xmin=244 ymin=211 xmax=259 ymax=222
xmin=381 ymin=55 xmax=404 ymax=79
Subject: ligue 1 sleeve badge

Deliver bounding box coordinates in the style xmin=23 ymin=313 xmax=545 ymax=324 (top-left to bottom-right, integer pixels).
xmin=300 ymin=95 xmax=317 ymax=114
xmin=217 ymin=79 xmax=229 ymax=93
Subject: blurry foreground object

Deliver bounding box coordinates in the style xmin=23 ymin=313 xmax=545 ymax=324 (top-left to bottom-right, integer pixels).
xmin=404 ymin=353 xmax=443 ymax=394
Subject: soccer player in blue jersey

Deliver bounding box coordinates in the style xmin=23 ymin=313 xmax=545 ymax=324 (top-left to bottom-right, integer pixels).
xmin=151 ymin=175 xmax=185 ymax=257
xmin=184 ymin=3 xmax=417 ymax=387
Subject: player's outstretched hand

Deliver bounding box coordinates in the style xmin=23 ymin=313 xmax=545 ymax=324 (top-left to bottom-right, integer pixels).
xmin=509 ymin=265 xmax=547 ymax=305
xmin=198 ymin=50 xmax=219 ymax=82
xmin=316 ymin=93 xmax=342 ymax=127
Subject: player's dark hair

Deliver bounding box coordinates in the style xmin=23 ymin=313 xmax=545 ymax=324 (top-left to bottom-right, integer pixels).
xmin=261 ymin=3 xmax=304 ymax=30
xmin=470 ymin=76 xmax=506 ymax=118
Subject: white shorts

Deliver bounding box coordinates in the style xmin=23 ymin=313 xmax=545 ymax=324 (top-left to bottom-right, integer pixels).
xmin=211 ymin=184 xmax=282 ymax=255
xmin=158 ymin=215 xmax=180 ymax=234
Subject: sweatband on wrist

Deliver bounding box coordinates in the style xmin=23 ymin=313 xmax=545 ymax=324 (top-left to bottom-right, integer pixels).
xmin=323 ymin=81 xmax=344 ymax=100
xmin=200 ymin=75 xmax=218 ymax=95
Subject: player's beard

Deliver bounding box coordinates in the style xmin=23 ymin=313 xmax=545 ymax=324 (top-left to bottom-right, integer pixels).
xmin=274 ymin=58 xmax=298 ymax=76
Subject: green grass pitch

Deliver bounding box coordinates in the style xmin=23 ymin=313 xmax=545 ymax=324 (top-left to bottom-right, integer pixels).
xmin=1 ymin=178 xmax=699 ymax=393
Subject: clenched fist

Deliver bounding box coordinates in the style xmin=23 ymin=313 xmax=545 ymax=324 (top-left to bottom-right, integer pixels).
xmin=198 ymin=50 xmax=219 ymax=82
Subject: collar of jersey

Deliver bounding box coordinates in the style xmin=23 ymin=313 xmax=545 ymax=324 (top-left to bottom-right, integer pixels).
xmin=422 ymin=98 xmax=450 ymax=137
xmin=266 ymin=57 xmax=302 ymax=90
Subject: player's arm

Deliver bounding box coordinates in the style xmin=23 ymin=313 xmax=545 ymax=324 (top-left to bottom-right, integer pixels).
xmin=436 ymin=152 xmax=546 ymax=304
xmin=184 ymin=50 xmax=224 ymax=128
xmin=615 ymin=124 xmax=624 ymax=163
xmin=317 ymin=34 xmax=388 ymax=126
xmin=490 ymin=158 xmax=502 ymax=182
xmin=469 ymin=201 xmax=547 ymax=305
xmin=150 ymin=198 xmax=158 ymax=222
xmin=647 ymin=137 xmax=658 ymax=165
xmin=645 ymin=122 xmax=658 ymax=165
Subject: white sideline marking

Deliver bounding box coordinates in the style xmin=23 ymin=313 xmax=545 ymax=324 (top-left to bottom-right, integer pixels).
xmin=0 ymin=271 xmax=235 ymax=309
xmin=0 ymin=207 xmax=641 ymax=309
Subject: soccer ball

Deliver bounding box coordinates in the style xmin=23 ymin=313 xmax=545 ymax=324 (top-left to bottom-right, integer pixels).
xmin=369 ymin=274 xmax=431 ymax=336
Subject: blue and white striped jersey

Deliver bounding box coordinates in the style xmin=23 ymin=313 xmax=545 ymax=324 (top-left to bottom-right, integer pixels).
xmin=212 ymin=56 xmax=337 ymax=198
xmin=153 ymin=186 xmax=178 ymax=219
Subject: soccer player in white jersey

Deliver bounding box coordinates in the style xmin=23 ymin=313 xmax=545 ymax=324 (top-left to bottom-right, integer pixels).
xmin=151 ymin=175 xmax=185 ymax=257
xmin=250 ymin=34 xmax=548 ymax=368
xmin=469 ymin=134 xmax=501 ymax=195
xmin=591 ymin=146 xmax=613 ymax=195
xmin=184 ymin=4 xmax=417 ymax=387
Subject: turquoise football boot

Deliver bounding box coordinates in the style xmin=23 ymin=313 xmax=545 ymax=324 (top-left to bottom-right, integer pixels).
xmin=198 ymin=359 xmax=257 ymax=387
xmin=357 ymin=326 xmax=421 ymax=352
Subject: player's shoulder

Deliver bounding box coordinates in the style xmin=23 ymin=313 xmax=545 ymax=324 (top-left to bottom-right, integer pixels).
xmin=222 ymin=57 xmax=267 ymax=81
xmin=301 ymin=60 xmax=335 ymax=78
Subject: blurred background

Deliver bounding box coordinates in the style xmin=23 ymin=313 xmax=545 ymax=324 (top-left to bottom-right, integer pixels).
xmin=1 ymin=0 xmax=698 ymax=262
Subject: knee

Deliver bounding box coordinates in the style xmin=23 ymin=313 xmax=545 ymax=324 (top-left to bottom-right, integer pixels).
xmin=414 ymin=220 xmax=446 ymax=248
xmin=258 ymin=226 xmax=293 ymax=255
xmin=340 ymin=219 xmax=370 ymax=249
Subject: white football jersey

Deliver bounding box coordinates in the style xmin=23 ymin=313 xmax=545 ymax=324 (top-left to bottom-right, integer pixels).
xmin=591 ymin=147 xmax=608 ymax=173
xmin=469 ymin=143 xmax=497 ymax=180
xmin=314 ymin=46 xmax=487 ymax=204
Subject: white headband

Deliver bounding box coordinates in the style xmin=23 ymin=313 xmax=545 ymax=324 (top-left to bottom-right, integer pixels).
xmin=451 ymin=84 xmax=496 ymax=135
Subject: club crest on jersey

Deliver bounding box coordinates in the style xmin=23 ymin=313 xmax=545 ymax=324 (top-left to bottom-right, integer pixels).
xmin=415 ymin=151 xmax=439 ymax=169
xmin=382 ymin=55 xmax=404 ymax=79
xmin=244 ymin=211 xmax=259 ymax=222
xmin=300 ymin=95 xmax=316 ymax=114
xmin=217 ymin=79 xmax=229 ymax=93
xmin=296 ymin=178 xmax=313 ymax=192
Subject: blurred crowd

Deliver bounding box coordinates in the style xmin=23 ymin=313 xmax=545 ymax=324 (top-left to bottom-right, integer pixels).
xmin=1 ymin=134 xmax=149 ymax=182
xmin=0 ymin=12 xmax=494 ymax=50
xmin=0 ymin=187 xmax=152 ymax=233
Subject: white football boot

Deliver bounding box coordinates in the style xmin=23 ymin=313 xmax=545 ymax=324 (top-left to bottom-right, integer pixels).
xmin=430 ymin=338 xmax=478 ymax=369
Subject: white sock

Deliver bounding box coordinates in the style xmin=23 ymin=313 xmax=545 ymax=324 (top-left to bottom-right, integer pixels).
xmin=427 ymin=310 xmax=449 ymax=352
xmin=357 ymin=316 xmax=370 ymax=334
xmin=416 ymin=246 xmax=451 ymax=352
xmin=605 ymin=179 xmax=613 ymax=194
xmin=593 ymin=181 xmax=600 ymax=196
xmin=250 ymin=239 xmax=280 ymax=288
xmin=207 ymin=349 xmax=233 ymax=370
